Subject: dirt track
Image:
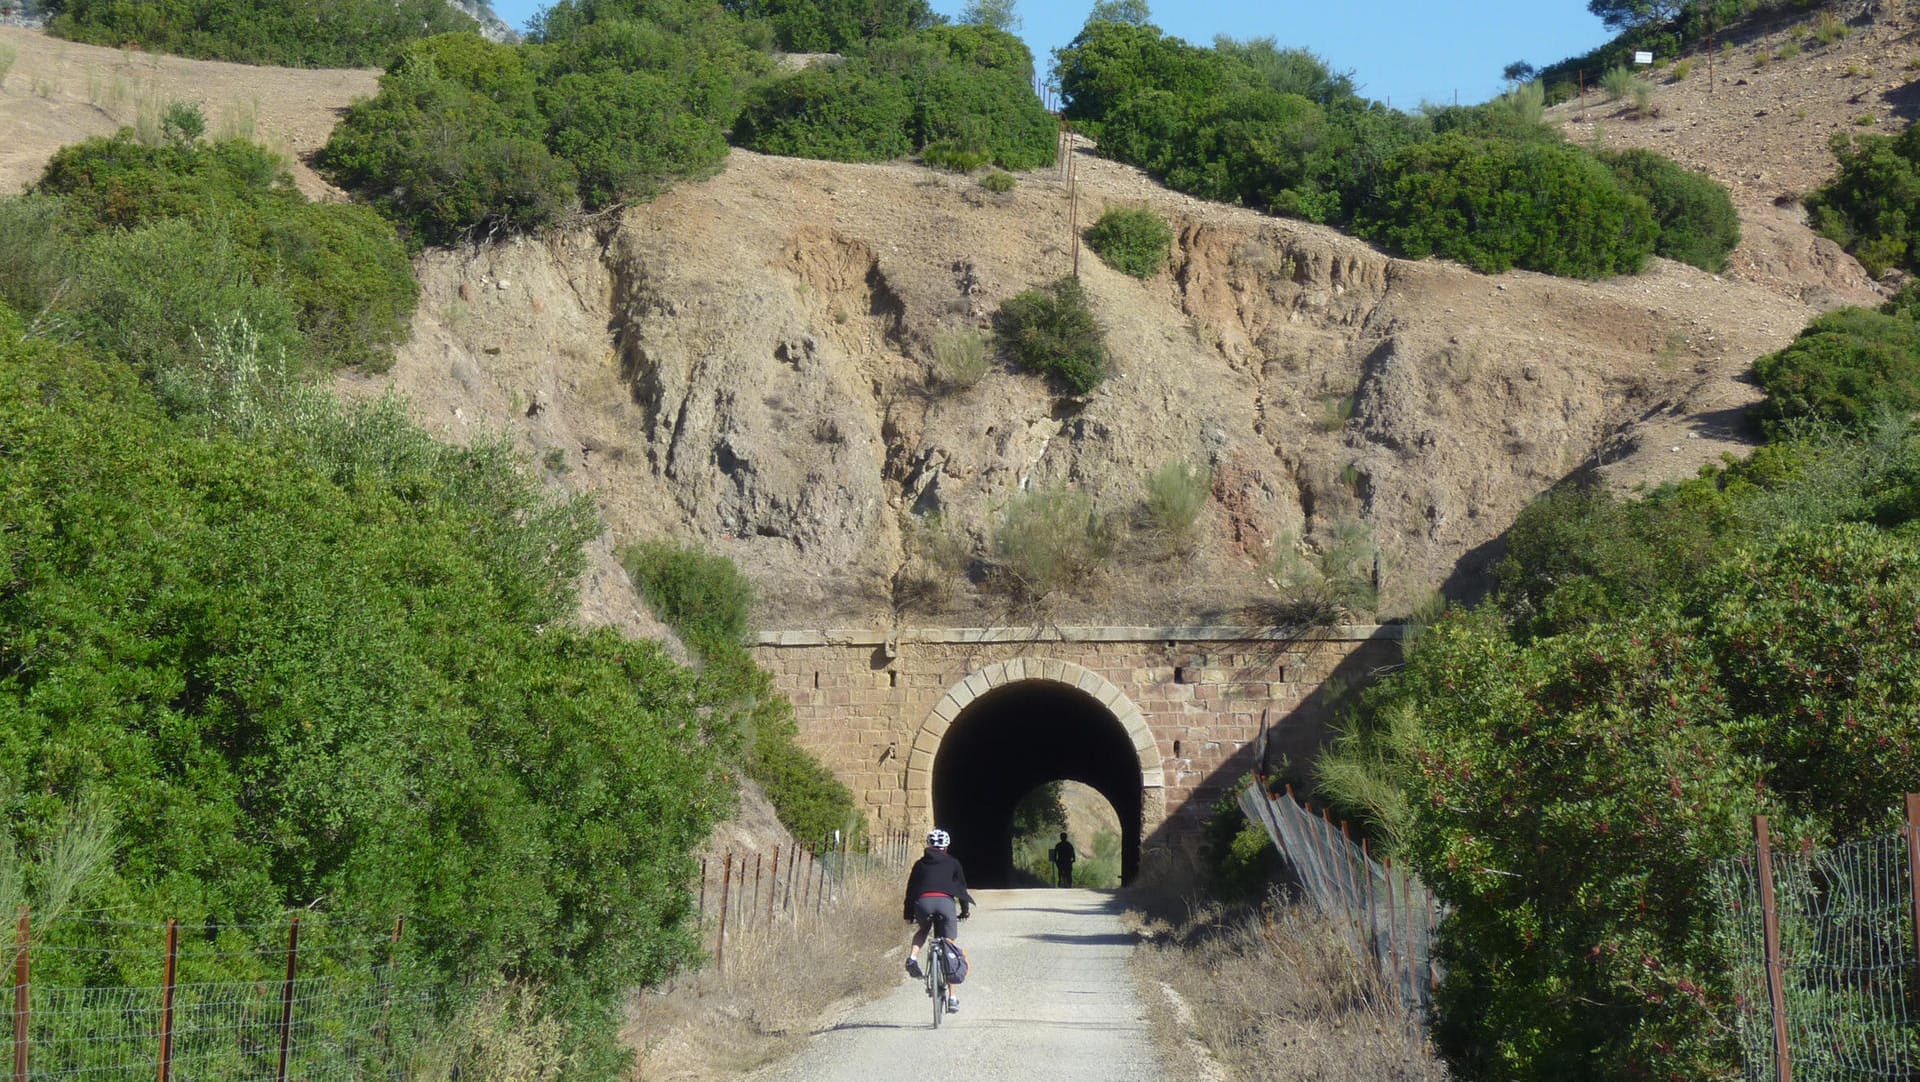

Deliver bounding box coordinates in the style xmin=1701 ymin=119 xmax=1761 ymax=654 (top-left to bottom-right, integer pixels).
xmin=750 ymin=889 xmax=1167 ymax=1082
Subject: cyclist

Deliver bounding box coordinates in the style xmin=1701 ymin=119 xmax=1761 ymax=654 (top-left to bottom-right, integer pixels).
xmin=903 ymin=827 xmax=974 ymax=1012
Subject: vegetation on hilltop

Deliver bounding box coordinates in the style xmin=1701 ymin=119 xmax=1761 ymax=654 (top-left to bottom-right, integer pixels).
xmin=45 ymin=0 xmax=478 ymax=68
xmin=1052 ymin=15 xmax=1736 ymax=278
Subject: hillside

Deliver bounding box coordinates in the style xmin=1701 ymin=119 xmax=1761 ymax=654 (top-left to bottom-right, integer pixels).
xmin=0 ymin=11 xmax=1900 ymax=629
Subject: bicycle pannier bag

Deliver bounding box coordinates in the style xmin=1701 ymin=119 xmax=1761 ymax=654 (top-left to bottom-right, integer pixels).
xmin=941 ymin=938 xmax=969 ymax=984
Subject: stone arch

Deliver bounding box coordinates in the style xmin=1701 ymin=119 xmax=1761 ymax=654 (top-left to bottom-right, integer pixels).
xmin=904 ymin=658 xmax=1164 ymax=884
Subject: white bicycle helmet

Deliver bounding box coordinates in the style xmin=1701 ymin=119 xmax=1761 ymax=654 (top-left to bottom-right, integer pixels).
xmin=927 ymin=828 xmax=952 ymax=848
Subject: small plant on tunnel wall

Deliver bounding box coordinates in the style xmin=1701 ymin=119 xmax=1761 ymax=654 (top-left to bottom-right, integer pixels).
xmin=992 ymin=484 xmax=1120 ymax=604
xmin=1263 ymin=523 xmax=1379 ymax=626
xmin=1143 ymin=458 xmax=1210 ymax=555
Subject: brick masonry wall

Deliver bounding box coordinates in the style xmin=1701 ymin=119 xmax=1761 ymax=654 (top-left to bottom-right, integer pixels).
xmin=752 ymin=626 xmax=1404 ymax=847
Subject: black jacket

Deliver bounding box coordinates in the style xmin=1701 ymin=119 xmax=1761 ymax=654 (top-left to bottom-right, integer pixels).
xmin=903 ymin=847 xmax=975 ymax=919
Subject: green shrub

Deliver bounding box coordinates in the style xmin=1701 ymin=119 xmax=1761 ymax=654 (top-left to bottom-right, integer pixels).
xmin=910 ymin=62 xmax=1056 ymax=171
xmin=921 ymin=138 xmax=992 ymax=172
xmin=623 ymin=540 xmax=756 ymax=650
xmin=1601 ymin=65 xmax=1637 ymax=101
xmin=1354 ymin=133 xmax=1657 ymax=278
xmin=33 ymin=133 xmax=416 ymax=373
xmin=992 ymin=276 xmax=1108 ymax=393
xmin=0 ymin=324 xmax=731 ymax=1081
xmin=1085 ymin=206 xmax=1173 ymax=278
xmin=981 ymin=170 xmax=1016 ymax=192
xmin=621 ymin=540 xmax=862 ymax=846
xmin=1266 ymin=523 xmax=1378 ymax=624
xmin=1599 ymin=148 xmax=1740 ymax=272
xmin=1751 ymin=304 xmax=1920 ymax=432
xmin=1203 ymin=782 xmax=1276 ymax=900
xmin=732 ymin=0 xmax=937 ymax=53
xmin=992 ymin=484 xmax=1115 ymax=601
xmin=1805 ymin=126 xmax=1920 ymax=276
xmin=317 ymin=37 xmax=577 ymax=248
xmin=732 ymin=64 xmax=916 ymax=163
xmin=929 ymin=325 xmax=992 ymax=389
xmin=543 ymin=68 xmax=730 ymax=205
xmin=1144 ymin=458 xmax=1209 ymax=548
xmin=47 ymin=0 xmax=475 ymax=67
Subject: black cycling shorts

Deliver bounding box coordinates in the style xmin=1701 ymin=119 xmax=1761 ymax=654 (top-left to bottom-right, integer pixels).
xmin=912 ymin=894 xmax=959 ymax=940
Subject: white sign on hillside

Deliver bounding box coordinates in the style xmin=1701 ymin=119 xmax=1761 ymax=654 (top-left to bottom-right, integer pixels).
xmin=1634 ymin=50 xmax=1654 ymax=65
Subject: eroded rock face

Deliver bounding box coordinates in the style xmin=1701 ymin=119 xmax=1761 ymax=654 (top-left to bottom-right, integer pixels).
xmin=366 ymin=148 xmax=1869 ymax=631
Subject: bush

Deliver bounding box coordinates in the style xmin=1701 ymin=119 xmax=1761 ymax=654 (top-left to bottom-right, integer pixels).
xmin=992 ymin=484 xmax=1115 ymax=601
xmin=980 ymin=170 xmax=1016 ymax=192
xmin=1354 ymin=133 xmax=1657 ymax=278
xmin=47 ymin=0 xmax=475 ymax=67
xmin=1144 ymin=458 xmax=1209 ymax=549
xmin=1805 ymin=126 xmax=1920 ymax=276
xmin=929 ymin=325 xmax=991 ymax=389
xmin=32 ymin=133 xmax=416 ymax=373
xmin=732 ymin=65 xmax=916 ymax=163
xmin=621 ymin=540 xmax=863 ymax=846
xmin=1751 ymin=303 xmax=1920 ymax=432
xmin=992 ymin=276 xmax=1107 ymax=393
xmin=317 ymin=36 xmax=577 ymax=248
xmin=1599 ymin=148 xmax=1740 ymax=272
xmin=623 ymin=540 xmax=756 ymax=650
xmin=1086 ymin=206 xmax=1173 ymax=278
xmin=910 ymin=62 xmax=1056 ymax=171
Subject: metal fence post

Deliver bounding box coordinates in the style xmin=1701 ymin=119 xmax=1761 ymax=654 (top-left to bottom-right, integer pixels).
xmin=1907 ymin=795 xmax=1920 ymax=1007
xmin=276 ymin=916 xmax=301 ymax=1082
xmin=1755 ymin=815 xmax=1792 ymax=1082
xmin=766 ymin=849 xmax=780 ymax=927
xmin=157 ymin=919 xmax=178 ymax=1082
xmin=716 ymin=854 xmax=733 ymax=976
xmin=12 ymin=907 xmax=27 ymax=1082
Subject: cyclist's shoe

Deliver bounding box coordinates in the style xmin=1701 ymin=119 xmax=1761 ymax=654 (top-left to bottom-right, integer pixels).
xmin=904 ymin=956 xmax=922 ymax=979
xmin=946 ymin=997 xmax=960 ymax=1013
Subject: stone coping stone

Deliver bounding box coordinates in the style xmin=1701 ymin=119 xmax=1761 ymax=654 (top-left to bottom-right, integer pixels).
xmin=754 ymin=625 xmax=1408 ymax=647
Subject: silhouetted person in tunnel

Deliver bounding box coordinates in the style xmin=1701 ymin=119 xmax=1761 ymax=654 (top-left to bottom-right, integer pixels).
xmin=903 ymin=827 xmax=974 ymax=1012
xmin=1049 ymin=831 xmax=1076 ymax=887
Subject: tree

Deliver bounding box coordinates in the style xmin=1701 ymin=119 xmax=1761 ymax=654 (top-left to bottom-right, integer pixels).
xmin=1086 ymin=0 xmax=1150 ymax=26
xmin=1586 ymin=0 xmax=1688 ymax=31
xmin=960 ymin=0 xmax=1019 ymax=32
xmin=1501 ymin=60 xmax=1537 ymax=84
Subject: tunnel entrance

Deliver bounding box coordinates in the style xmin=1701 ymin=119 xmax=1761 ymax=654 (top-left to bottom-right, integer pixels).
xmin=931 ymin=679 xmax=1147 ymax=887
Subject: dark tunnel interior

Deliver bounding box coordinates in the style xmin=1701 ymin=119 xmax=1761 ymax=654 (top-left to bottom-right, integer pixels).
xmin=932 ymin=680 xmax=1144 ymax=887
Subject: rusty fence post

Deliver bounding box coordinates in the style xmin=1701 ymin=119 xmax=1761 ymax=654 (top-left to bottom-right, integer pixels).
xmin=1360 ymin=839 xmax=1382 ymax=974
xmin=12 ymin=907 xmax=27 ymax=1082
xmin=276 ymin=917 xmax=300 ymax=1082
xmin=699 ymin=858 xmax=708 ymax=920
xmin=716 ymin=854 xmax=734 ymax=976
xmin=756 ymin=847 xmax=771 ymax=924
xmin=157 ymin=919 xmax=178 ymax=1082
xmin=1907 ymin=795 xmax=1920 ymax=1010
xmin=1756 ymin=815 xmax=1792 ymax=1082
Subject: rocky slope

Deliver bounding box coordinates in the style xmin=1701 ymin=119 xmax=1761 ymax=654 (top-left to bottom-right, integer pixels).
xmin=1 ymin=9 xmax=1903 ymax=632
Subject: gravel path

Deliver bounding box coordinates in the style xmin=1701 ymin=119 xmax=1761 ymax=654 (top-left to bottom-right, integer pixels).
xmin=753 ymin=888 xmax=1165 ymax=1082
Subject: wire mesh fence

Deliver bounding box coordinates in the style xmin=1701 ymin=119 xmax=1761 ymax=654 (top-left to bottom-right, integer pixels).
xmin=1238 ymin=780 xmax=1441 ymax=1015
xmin=1711 ymin=799 xmax=1920 ymax=1082
xmin=1 ymin=913 xmax=434 ymax=1082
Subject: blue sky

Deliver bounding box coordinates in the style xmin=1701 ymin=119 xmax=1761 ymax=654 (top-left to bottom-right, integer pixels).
xmin=483 ymin=1 xmax=1615 ymax=109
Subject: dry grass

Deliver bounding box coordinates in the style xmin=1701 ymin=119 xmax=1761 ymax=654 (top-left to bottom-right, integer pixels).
xmin=623 ymin=860 xmax=907 ymax=1081
xmin=1129 ymin=888 xmax=1450 ymax=1082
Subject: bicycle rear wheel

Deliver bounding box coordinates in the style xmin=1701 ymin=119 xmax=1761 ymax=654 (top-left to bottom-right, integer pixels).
xmin=929 ymin=943 xmax=946 ymax=1028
